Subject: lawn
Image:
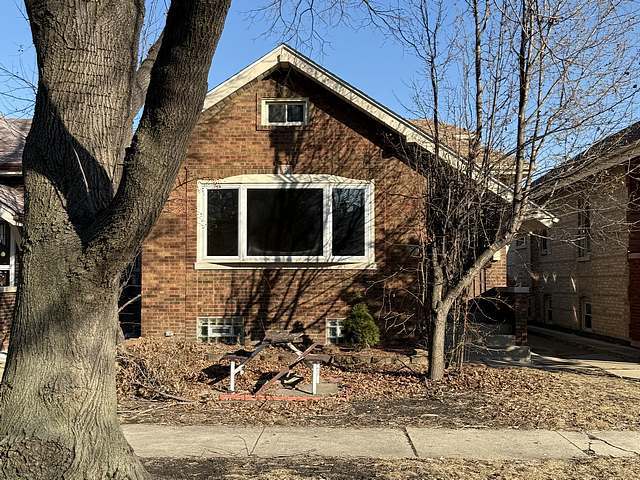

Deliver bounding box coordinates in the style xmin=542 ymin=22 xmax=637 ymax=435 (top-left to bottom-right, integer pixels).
xmin=117 ymin=339 xmax=640 ymax=431
xmin=144 ymin=457 xmax=640 ymax=480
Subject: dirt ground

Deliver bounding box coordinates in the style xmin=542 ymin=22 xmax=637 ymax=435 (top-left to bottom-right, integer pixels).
xmin=144 ymin=457 xmax=640 ymax=480
xmin=117 ymin=339 xmax=640 ymax=431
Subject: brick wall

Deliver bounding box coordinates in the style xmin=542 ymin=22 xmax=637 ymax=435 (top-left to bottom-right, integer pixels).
xmin=527 ymin=165 xmax=631 ymax=341
xmin=141 ymin=68 xmax=508 ymax=344
xmin=627 ymin=157 xmax=640 ymax=345
xmin=0 ymin=291 xmax=15 ymax=350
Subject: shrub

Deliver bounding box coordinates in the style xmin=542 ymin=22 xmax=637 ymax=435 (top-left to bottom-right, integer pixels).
xmin=343 ymin=302 xmax=380 ymax=349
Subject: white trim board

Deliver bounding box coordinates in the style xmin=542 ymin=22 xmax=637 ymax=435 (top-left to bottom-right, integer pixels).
xmin=203 ymin=44 xmax=557 ymax=227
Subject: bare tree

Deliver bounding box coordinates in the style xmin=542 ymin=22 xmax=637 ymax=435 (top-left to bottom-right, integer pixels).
xmin=386 ymin=0 xmax=640 ymax=379
xmin=0 ymin=1 xmax=231 ymax=479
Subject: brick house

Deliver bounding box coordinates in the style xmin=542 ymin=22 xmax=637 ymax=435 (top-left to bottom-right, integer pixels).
xmin=141 ymin=44 xmax=538 ymax=346
xmin=507 ymin=121 xmax=640 ymax=347
xmin=0 ymin=45 xmax=548 ymax=349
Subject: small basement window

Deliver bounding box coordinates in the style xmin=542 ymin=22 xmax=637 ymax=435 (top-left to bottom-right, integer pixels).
xmin=326 ymin=318 xmax=345 ymax=344
xmin=261 ymin=99 xmax=308 ymax=126
xmin=197 ymin=317 xmax=244 ymax=344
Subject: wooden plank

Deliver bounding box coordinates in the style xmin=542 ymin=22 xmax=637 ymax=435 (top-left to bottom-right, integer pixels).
xmin=254 ymin=343 xmax=319 ymax=395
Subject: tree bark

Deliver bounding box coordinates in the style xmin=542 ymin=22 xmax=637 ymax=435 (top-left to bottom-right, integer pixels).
xmin=428 ymin=311 xmax=447 ymax=380
xmin=0 ymin=0 xmax=230 ymax=478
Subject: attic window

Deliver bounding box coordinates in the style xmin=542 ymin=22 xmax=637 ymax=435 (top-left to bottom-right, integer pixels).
xmin=262 ymin=99 xmax=308 ymax=126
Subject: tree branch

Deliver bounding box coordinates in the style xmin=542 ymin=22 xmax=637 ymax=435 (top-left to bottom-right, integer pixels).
xmin=86 ymin=0 xmax=231 ymax=273
xmin=129 ymin=33 xmax=164 ymax=121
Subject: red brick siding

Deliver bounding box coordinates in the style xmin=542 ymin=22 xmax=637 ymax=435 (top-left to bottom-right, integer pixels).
xmin=141 ymin=68 xmax=507 ymax=343
xmin=0 ymin=291 xmax=15 ymax=350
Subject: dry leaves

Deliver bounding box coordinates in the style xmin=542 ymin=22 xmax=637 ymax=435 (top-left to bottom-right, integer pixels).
xmin=117 ymin=338 xmax=640 ymax=431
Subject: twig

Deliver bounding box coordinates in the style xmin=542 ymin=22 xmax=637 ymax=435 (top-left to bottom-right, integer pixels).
xmin=132 ymin=381 xmax=196 ymax=403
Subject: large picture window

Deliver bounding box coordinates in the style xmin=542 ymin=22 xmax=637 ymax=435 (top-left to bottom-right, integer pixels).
xmin=197 ymin=175 xmax=374 ymax=265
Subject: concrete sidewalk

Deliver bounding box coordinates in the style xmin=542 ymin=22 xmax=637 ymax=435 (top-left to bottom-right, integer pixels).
xmin=123 ymin=425 xmax=640 ymax=460
xmin=529 ymin=327 xmax=640 ymax=379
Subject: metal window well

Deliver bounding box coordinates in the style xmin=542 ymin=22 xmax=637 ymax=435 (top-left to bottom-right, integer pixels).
xmin=198 ymin=317 xmax=244 ymax=344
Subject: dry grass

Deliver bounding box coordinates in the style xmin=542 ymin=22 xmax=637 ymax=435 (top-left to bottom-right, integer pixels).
xmin=117 ymin=339 xmax=640 ymax=430
xmin=144 ymin=457 xmax=640 ymax=480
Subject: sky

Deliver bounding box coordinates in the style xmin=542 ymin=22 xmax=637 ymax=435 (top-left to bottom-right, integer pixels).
xmin=0 ymin=0 xmax=418 ymax=118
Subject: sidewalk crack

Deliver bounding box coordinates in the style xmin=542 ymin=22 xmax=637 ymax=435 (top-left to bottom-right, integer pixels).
xmin=402 ymin=427 xmax=419 ymax=458
xmin=587 ymin=433 xmax=640 ymax=456
xmin=555 ymin=431 xmax=593 ymax=456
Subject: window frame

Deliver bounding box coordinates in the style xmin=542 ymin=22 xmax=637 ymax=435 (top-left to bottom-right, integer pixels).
xmin=543 ymin=294 xmax=552 ymax=324
xmin=539 ymin=229 xmax=550 ymax=256
xmin=197 ymin=316 xmax=245 ymax=344
xmin=0 ymin=220 xmax=16 ymax=290
xmin=514 ymin=234 xmax=528 ymax=250
xmin=197 ymin=175 xmax=375 ymax=266
xmin=581 ymin=298 xmax=593 ymax=331
xmin=326 ymin=318 xmax=345 ymax=344
xmin=577 ymin=201 xmax=591 ymax=259
xmin=261 ymin=98 xmax=308 ymax=127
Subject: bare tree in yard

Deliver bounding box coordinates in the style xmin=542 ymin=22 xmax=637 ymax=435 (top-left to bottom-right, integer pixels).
xmin=387 ymin=0 xmax=640 ymax=379
xmin=0 ymin=1 xmax=230 ymax=479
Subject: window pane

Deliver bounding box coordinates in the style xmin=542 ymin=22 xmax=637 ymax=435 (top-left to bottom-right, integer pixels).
xmin=287 ymin=103 xmax=304 ymax=123
xmin=0 ymin=221 xmax=10 ymax=266
xmin=332 ymin=188 xmax=365 ymax=256
xmin=207 ymin=189 xmax=239 ymax=256
xmin=247 ymin=188 xmax=323 ymax=257
xmin=268 ymin=103 xmax=286 ymax=123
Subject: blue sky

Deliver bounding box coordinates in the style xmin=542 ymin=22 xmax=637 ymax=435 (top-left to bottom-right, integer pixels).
xmin=0 ymin=0 xmax=417 ymax=117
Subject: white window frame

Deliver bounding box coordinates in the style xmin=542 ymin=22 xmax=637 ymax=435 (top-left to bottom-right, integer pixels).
xmin=197 ymin=316 xmax=245 ymax=344
xmin=261 ymin=98 xmax=308 ymax=126
xmin=0 ymin=221 xmax=16 ymax=291
xmin=197 ymin=175 xmax=375 ymax=266
xmin=326 ymin=318 xmax=345 ymax=344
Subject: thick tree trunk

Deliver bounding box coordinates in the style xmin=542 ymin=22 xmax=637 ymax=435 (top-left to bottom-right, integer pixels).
xmin=0 ymin=252 xmax=147 ymax=479
xmin=0 ymin=1 xmax=230 ymax=477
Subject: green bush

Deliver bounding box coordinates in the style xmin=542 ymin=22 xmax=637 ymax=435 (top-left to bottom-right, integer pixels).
xmin=343 ymin=303 xmax=380 ymax=349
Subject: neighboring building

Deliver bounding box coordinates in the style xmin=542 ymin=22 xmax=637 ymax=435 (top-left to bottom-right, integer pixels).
xmin=0 ymin=118 xmax=142 ymax=347
xmin=141 ymin=44 xmax=527 ymax=346
xmin=508 ymin=122 xmax=640 ymax=347
xmin=0 ymin=118 xmax=27 ymax=350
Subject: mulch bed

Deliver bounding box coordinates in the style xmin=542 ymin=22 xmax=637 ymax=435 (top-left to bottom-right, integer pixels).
xmin=144 ymin=457 xmax=640 ymax=480
xmin=117 ymin=338 xmax=640 ymax=431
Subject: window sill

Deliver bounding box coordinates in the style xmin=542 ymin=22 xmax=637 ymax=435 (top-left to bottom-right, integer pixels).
xmin=0 ymin=286 xmax=17 ymax=293
xmin=577 ymin=254 xmax=591 ymax=262
xmin=194 ymin=261 xmax=377 ymax=271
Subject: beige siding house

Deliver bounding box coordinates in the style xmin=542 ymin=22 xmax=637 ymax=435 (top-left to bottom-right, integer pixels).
xmin=508 ymin=123 xmax=640 ymax=346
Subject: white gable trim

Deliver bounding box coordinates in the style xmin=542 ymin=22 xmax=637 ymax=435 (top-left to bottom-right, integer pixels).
xmin=203 ymin=44 xmax=556 ymax=227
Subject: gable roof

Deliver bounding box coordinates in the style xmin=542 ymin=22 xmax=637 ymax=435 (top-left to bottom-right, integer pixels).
xmin=0 ymin=117 xmax=30 ymax=174
xmin=535 ymin=121 xmax=640 ymax=194
xmin=0 ymin=118 xmax=28 ymax=225
xmin=203 ymin=44 xmax=555 ymax=227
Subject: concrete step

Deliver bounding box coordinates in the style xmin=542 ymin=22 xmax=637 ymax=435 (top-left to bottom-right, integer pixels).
xmin=483 ymin=334 xmax=516 ymax=349
xmin=466 ymin=345 xmax=531 ymax=364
